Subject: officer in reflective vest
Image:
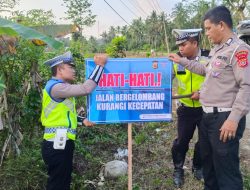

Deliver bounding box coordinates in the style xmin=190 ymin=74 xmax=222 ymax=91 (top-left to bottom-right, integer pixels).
xmin=169 ymin=6 xmax=250 ymax=190
xmin=171 ymin=28 xmax=209 ymax=188
xmin=41 ymin=51 xmax=107 ymax=190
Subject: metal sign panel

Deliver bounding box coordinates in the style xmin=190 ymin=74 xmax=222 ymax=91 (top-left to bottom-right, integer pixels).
xmin=86 ymin=58 xmax=172 ymax=123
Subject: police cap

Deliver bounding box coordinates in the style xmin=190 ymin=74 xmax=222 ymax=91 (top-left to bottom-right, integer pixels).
xmin=172 ymin=28 xmax=202 ymax=45
xmin=44 ymin=51 xmax=74 ymax=68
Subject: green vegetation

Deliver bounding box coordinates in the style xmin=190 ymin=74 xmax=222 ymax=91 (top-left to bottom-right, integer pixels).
xmin=106 ymin=36 xmax=127 ymax=58
xmin=1 ymin=0 xmax=250 ymax=189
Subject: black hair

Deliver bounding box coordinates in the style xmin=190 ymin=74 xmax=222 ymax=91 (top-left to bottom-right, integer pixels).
xmin=203 ymin=5 xmax=233 ymax=29
xmin=51 ymin=65 xmax=58 ymax=76
xmin=188 ymin=36 xmax=200 ymax=46
xmin=51 ymin=62 xmax=75 ymax=76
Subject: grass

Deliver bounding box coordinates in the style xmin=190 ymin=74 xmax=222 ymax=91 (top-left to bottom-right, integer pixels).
xmin=0 ymin=120 xmax=249 ymax=190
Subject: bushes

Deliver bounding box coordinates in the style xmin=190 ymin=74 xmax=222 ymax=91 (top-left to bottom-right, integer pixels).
xmin=0 ymin=137 xmax=47 ymax=190
xmin=244 ymin=172 xmax=250 ymax=190
xmin=0 ymin=123 xmax=129 ymax=190
xmin=106 ymin=36 xmax=127 ymax=58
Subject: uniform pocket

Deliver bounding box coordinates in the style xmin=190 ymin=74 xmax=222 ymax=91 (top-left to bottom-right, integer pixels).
xmin=215 ymin=139 xmax=239 ymax=175
xmin=176 ymin=105 xmax=184 ymax=115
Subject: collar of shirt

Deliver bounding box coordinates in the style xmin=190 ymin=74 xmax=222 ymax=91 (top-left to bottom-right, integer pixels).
xmin=214 ymin=36 xmax=235 ymax=52
xmin=196 ymin=49 xmax=202 ymax=61
xmin=51 ymin=77 xmax=65 ymax=83
xmin=186 ymin=48 xmax=201 ymax=61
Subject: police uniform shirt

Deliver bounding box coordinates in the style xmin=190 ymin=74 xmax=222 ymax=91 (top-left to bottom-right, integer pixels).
xmin=44 ymin=51 xmax=104 ymax=99
xmin=51 ymin=79 xmax=97 ymax=99
xmin=172 ymin=48 xmax=209 ymax=79
xmin=178 ymin=34 xmax=250 ymax=123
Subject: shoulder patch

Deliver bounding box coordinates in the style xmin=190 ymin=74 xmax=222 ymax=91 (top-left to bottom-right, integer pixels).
xmin=235 ymin=50 xmax=248 ymax=67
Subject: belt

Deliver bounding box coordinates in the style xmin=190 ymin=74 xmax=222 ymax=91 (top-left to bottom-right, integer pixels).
xmin=44 ymin=127 xmax=76 ymax=134
xmin=46 ymin=137 xmax=69 ymax=142
xmin=178 ymin=102 xmax=201 ymax=108
xmin=202 ymin=106 xmax=232 ymax=113
xmin=177 ymin=102 xmax=189 ymax=107
xmin=179 ymin=102 xmax=187 ymax=107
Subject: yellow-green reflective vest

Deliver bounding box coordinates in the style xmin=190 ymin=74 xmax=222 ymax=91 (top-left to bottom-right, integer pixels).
xmin=41 ymin=79 xmax=77 ymax=140
xmin=173 ymin=54 xmax=208 ymax=107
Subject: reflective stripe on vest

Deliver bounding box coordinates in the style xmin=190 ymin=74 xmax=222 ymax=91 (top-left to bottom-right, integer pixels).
xmin=174 ymin=56 xmax=207 ymax=107
xmin=44 ymin=98 xmax=75 ymax=118
xmin=44 ymin=127 xmax=76 ymax=135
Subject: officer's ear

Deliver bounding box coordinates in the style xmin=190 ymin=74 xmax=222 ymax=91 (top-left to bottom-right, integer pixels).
xmin=219 ymin=21 xmax=227 ymax=31
xmin=191 ymin=40 xmax=198 ymax=47
xmin=56 ymin=64 xmax=64 ymax=75
xmin=195 ymin=40 xmax=199 ymax=47
xmin=58 ymin=63 xmax=65 ymax=71
xmin=189 ymin=38 xmax=198 ymax=47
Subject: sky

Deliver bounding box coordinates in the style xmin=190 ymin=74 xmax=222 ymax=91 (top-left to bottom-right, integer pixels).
xmin=15 ymin=0 xmax=180 ymax=38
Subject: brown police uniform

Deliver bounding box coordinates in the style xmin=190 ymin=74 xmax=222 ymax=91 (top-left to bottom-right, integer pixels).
xmin=179 ymin=34 xmax=250 ymax=190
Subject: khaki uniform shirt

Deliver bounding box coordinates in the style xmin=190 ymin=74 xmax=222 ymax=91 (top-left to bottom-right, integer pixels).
xmin=51 ymin=79 xmax=97 ymax=98
xmin=172 ymin=49 xmax=207 ymax=79
xmin=179 ymin=34 xmax=250 ymax=123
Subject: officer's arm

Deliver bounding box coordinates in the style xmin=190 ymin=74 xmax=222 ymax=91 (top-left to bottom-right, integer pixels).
xmin=77 ymin=115 xmax=86 ymax=125
xmin=51 ymin=65 xmax=104 ymax=98
xmin=82 ymin=118 xmax=95 ymax=127
xmin=51 ymin=54 xmax=107 ymax=99
xmin=228 ymin=45 xmax=250 ymax=123
xmin=178 ymin=57 xmax=207 ymax=76
xmin=169 ymin=53 xmax=207 ymax=76
xmin=76 ymin=107 xmax=94 ymax=127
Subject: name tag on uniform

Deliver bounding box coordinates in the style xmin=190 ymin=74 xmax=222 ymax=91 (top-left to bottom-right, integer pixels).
xmin=53 ymin=129 xmax=67 ymax=150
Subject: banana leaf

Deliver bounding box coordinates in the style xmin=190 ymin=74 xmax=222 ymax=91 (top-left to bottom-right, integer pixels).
xmin=32 ymin=24 xmax=76 ymax=38
xmin=0 ymin=17 xmax=63 ymax=49
xmin=0 ymin=75 xmax=6 ymax=94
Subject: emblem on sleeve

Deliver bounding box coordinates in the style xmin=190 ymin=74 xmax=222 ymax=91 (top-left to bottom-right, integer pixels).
xmin=235 ymin=50 xmax=248 ymax=67
xmin=213 ymin=61 xmax=222 ymax=67
xmin=211 ymin=71 xmax=221 ymax=78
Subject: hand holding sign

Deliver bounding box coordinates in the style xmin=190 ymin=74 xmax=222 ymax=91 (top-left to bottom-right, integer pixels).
xmin=94 ymin=54 xmax=108 ymax=67
xmin=168 ymin=53 xmax=181 ymax=63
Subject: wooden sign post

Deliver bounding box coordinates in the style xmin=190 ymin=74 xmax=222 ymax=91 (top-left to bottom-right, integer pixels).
xmin=128 ymin=123 xmax=132 ymax=190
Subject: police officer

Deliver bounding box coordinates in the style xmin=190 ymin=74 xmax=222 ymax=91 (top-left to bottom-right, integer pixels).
xmin=41 ymin=52 xmax=107 ymax=190
xmin=171 ymin=28 xmax=209 ymax=188
xmin=169 ymin=6 xmax=250 ymax=190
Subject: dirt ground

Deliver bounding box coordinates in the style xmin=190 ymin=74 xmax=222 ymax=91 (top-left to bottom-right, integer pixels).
xmin=73 ymin=100 xmax=250 ymax=190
